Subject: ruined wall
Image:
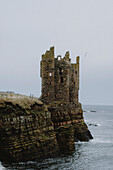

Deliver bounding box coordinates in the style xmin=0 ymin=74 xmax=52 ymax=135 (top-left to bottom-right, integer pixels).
xmin=69 ymin=56 xmax=79 ymax=103
xmin=54 ymin=55 xmax=71 ymax=102
xmin=41 ymin=47 xmax=55 ymax=103
xmin=40 ymin=47 xmax=79 ymax=104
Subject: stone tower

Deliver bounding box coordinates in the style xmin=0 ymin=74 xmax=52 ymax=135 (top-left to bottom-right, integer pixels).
xmin=40 ymin=47 xmax=79 ymax=104
xmin=40 ymin=47 xmax=55 ymax=103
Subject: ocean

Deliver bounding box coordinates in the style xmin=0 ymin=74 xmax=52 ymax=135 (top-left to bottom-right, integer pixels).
xmin=0 ymin=105 xmax=113 ymax=170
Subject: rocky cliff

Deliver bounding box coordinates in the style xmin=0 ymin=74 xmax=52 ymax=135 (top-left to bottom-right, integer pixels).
xmin=0 ymin=97 xmax=93 ymax=163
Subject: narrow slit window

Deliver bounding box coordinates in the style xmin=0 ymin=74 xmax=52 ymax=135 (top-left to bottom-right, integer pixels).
xmin=60 ymin=77 xmax=63 ymax=83
xmin=59 ymin=68 xmax=62 ymax=75
xmin=49 ymin=73 xmax=52 ymax=76
xmin=59 ymin=68 xmax=63 ymax=75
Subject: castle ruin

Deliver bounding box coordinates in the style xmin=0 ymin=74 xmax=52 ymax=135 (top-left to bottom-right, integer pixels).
xmin=40 ymin=47 xmax=79 ymax=104
xmin=0 ymin=47 xmax=93 ymax=163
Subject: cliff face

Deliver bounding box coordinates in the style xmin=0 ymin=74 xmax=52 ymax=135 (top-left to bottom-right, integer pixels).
xmin=0 ymin=98 xmax=93 ymax=163
xmin=0 ymin=98 xmax=59 ymax=162
xmin=48 ymin=102 xmax=93 ymax=149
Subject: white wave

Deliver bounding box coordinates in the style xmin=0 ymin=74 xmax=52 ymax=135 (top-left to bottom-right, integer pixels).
xmin=75 ymin=137 xmax=113 ymax=145
xmin=75 ymin=141 xmax=88 ymax=144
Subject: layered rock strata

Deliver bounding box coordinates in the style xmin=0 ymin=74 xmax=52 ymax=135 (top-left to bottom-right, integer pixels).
xmin=0 ymin=98 xmax=93 ymax=163
xmin=0 ymin=98 xmax=59 ymax=162
xmin=48 ymin=102 xmax=93 ymax=151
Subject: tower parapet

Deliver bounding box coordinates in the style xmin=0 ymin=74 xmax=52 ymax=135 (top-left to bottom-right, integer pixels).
xmin=40 ymin=47 xmax=80 ymax=104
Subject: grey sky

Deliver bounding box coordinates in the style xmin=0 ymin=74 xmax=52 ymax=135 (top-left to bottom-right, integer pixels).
xmin=0 ymin=0 xmax=113 ymax=105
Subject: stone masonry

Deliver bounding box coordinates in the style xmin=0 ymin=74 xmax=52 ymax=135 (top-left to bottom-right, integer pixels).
xmin=40 ymin=47 xmax=79 ymax=104
xmin=40 ymin=47 xmax=93 ymax=154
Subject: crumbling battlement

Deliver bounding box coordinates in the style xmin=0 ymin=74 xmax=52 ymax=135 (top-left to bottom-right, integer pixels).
xmin=40 ymin=47 xmax=79 ymax=104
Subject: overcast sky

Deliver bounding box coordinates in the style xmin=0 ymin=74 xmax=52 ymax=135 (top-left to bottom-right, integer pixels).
xmin=0 ymin=0 xmax=113 ymax=105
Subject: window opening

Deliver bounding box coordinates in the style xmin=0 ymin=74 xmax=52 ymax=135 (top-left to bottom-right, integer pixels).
xmin=49 ymin=73 xmax=52 ymax=76
xmin=58 ymin=57 xmax=60 ymax=60
xmin=59 ymin=68 xmax=63 ymax=75
xmin=60 ymin=77 xmax=63 ymax=83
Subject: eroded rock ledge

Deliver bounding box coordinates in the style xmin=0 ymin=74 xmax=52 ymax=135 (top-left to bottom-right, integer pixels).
xmin=0 ymin=97 xmax=93 ymax=163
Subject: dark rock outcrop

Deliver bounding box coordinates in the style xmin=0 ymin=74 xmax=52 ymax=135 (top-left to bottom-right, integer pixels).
xmin=0 ymin=98 xmax=93 ymax=163
xmin=0 ymin=98 xmax=59 ymax=162
xmin=48 ymin=101 xmax=93 ymax=144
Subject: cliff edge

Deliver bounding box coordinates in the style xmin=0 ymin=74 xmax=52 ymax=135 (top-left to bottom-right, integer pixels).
xmin=0 ymin=97 xmax=93 ymax=163
xmin=0 ymin=97 xmax=59 ymax=162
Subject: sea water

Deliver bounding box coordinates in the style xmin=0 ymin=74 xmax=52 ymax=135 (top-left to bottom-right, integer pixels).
xmin=1 ymin=105 xmax=113 ymax=170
